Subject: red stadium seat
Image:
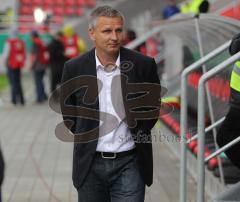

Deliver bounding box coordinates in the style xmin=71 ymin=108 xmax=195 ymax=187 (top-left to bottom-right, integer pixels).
xmin=65 ymin=7 xmax=75 ymax=15
xmin=56 ymin=0 xmax=64 ymax=5
xmin=18 ymin=25 xmax=30 ymax=33
xmin=43 ymin=5 xmax=52 ymax=12
xmin=18 ymin=17 xmax=32 ymax=23
xmin=20 ymin=0 xmax=32 ymax=5
xmin=85 ymin=0 xmax=96 ymax=8
xmin=43 ymin=0 xmax=54 ymax=7
xmin=76 ymin=7 xmax=84 ymax=16
xmin=32 ymin=0 xmax=42 ymax=6
xmin=76 ymin=0 xmax=85 ymax=6
xmin=65 ymin=0 xmax=76 ymax=6
xmin=53 ymin=6 xmax=64 ymax=16
xmin=20 ymin=6 xmax=32 ymax=15
xmin=39 ymin=25 xmax=50 ymax=32
xmin=220 ymin=5 xmax=240 ymax=20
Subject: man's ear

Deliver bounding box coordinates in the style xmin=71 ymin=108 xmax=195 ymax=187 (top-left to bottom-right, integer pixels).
xmin=88 ymin=28 xmax=95 ymax=41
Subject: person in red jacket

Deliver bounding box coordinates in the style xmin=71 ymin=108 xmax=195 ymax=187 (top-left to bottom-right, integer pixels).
xmin=2 ymin=28 xmax=26 ymax=105
xmin=30 ymin=30 xmax=48 ymax=103
xmin=62 ymin=25 xmax=87 ymax=59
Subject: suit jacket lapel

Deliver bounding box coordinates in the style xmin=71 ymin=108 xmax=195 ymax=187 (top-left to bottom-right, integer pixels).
xmin=120 ymin=47 xmax=135 ymax=82
xmin=83 ymin=48 xmax=97 ymax=77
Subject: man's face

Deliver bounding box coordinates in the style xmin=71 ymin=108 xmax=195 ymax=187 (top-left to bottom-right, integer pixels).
xmin=89 ymin=16 xmax=124 ymax=56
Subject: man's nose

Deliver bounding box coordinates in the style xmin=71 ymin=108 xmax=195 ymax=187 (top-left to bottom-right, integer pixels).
xmin=111 ymin=32 xmax=118 ymax=40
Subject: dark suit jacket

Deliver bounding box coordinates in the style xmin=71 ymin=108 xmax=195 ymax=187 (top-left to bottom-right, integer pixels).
xmin=60 ymin=47 xmax=161 ymax=189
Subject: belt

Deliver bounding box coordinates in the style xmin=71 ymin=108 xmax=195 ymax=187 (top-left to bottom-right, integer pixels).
xmin=96 ymin=148 xmax=136 ymax=159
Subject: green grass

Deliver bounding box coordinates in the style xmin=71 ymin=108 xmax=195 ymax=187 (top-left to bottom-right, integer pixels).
xmin=0 ymin=74 xmax=8 ymax=90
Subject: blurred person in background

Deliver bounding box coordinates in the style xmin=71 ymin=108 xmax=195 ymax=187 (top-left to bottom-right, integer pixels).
xmin=162 ymin=0 xmax=180 ymax=19
xmin=2 ymin=28 xmax=26 ymax=105
xmin=181 ymin=0 xmax=209 ymax=14
xmin=48 ymin=31 xmax=67 ymax=93
xmin=5 ymin=7 xmax=14 ymax=27
xmin=217 ymin=33 xmax=240 ymax=169
xmin=30 ymin=30 xmax=48 ymax=103
xmin=0 ymin=7 xmax=14 ymax=29
xmin=62 ymin=25 xmax=87 ymax=60
xmin=123 ymin=29 xmax=147 ymax=55
xmin=0 ymin=146 xmax=4 ymax=202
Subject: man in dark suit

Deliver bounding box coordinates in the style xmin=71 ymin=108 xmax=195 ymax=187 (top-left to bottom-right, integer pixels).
xmin=60 ymin=5 xmax=161 ymax=202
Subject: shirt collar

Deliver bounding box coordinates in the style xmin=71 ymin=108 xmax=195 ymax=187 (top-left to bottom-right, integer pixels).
xmin=95 ymin=50 xmax=120 ymax=70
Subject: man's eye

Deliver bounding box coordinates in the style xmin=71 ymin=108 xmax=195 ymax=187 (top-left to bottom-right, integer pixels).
xmin=103 ymin=30 xmax=111 ymax=33
xmin=116 ymin=29 xmax=122 ymax=33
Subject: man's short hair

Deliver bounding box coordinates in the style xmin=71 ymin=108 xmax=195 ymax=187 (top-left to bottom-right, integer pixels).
xmin=88 ymin=5 xmax=124 ymax=29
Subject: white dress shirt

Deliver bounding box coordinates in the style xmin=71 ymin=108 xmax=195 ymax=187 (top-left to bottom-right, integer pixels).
xmin=95 ymin=51 xmax=135 ymax=152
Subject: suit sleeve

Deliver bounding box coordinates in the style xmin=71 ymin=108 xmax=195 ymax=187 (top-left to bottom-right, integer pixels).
xmin=140 ymin=58 xmax=161 ymax=132
xmin=150 ymin=58 xmax=160 ymax=86
xmin=60 ymin=62 xmax=77 ymax=134
xmin=149 ymin=58 xmax=161 ymax=129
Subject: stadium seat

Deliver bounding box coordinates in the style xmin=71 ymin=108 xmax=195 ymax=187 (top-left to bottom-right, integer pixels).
xmin=20 ymin=6 xmax=32 ymax=15
xmin=85 ymin=0 xmax=96 ymax=8
xmin=42 ymin=5 xmax=52 ymax=13
xmin=20 ymin=0 xmax=32 ymax=5
xmin=18 ymin=16 xmax=32 ymax=23
xmin=76 ymin=0 xmax=85 ymax=6
xmin=53 ymin=6 xmax=64 ymax=16
xmin=65 ymin=0 xmax=76 ymax=6
xmin=18 ymin=25 xmax=30 ymax=33
xmin=39 ymin=25 xmax=50 ymax=32
xmin=43 ymin=0 xmax=54 ymax=7
xmin=76 ymin=7 xmax=84 ymax=16
xmin=56 ymin=0 xmax=64 ymax=5
xmin=221 ymin=5 xmax=240 ymax=20
xmin=65 ymin=7 xmax=75 ymax=16
xmin=32 ymin=0 xmax=42 ymax=6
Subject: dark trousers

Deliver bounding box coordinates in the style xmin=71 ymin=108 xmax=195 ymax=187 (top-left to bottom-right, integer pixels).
xmin=0 ymin=189 xmax=2 ymax=202
xmin=77 ymin=152 xmax=145 ymax=202
xmin=7 ymin=68 xmax=25 ymax=105
xmin=50 ymin=69 xmax=62 ymax=92
xmin=33 ymin=69 xmax=47 ymax=103
xmin=217 ymin=107 xmax=240 ymax=169
xmin=50 ymin=62 xmax=64 ymax=93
